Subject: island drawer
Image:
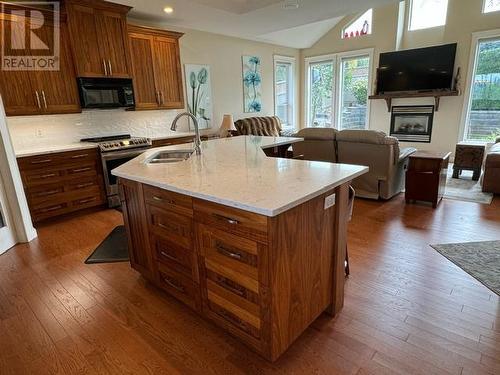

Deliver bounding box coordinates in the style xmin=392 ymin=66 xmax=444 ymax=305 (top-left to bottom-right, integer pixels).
xmin=147 ymin=205 xmax=193 ymax=250
xmin=143 ymin=185 xmax=193 ymax=217
xmin=151 ymin=234 xmax=195 ymax=279
xmin=193 ymin=199 xmax=268 ymax=243
xmin=203 ymin=294 xmax=262 ymax=353
xmin=156 ymin=262 xmax=199 ymax=310
xmin=198 ymin=224 xmax=261 ymax=290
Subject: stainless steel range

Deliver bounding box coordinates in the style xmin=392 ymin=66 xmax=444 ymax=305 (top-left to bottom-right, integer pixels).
xmin=81 ymin=134 xmax=152 ymax=207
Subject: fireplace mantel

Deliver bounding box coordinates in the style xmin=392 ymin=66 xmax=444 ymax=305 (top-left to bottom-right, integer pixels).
xmin=369 ymin=90 xmax=460 ymax=112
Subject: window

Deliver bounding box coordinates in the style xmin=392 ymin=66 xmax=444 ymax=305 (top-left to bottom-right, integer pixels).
xmin=342 ymin=9 xmax=372 ymax=39
xmin=305 ymin=49 xmax=373 ymax=129
xmin=409 ymin=0 xmax=448 ymax=31
xmin=308 ymin=59 xmax=334 ymax=127
xmin=274 ymin=56 xmax=296 ymax=130
xmin=339 ymin=55 xmax=371 ymax=130
xmin=483 ymin=0 xmax=500 ymax=13
xmin=462 ymin=35 xmax=500 ymax=141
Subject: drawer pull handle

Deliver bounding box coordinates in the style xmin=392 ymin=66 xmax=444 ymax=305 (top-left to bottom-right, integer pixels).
xmin=72 ymin=167 xmax=92 ymax=173
xmin=216 ymin=243 xmax=242 ymax=260
xmin=70 ymin=154 xmax=88 ymax=159
xmin=217 ymin=278 xmax=245 ymax=297
xmin=75 ymin=182 xmax=94 ymax=189
xmin=40 ymin=205 xmax=63 ymax=213
xmin=159 ymin=250 xmax=178 ymax=262
xmin=31 ymin=159 xmax=52 ymax=164
xmin=39 ymin=173 xmax=56 ymax=178
xmin=78 ymin=198 xmax=96 ymax=204
xmin=153 ymin=196 xmax=175 ymax=204
xmin=212 ymin=213 xmax=239 ymax=225
xmin=218 ymin=309 xmax=243 ymax=326
xmin=157 ymin=222 xmax=175 ymax=231
xmin=163 ymin=276 xmax=185 ymax=293
xmin=35 ymin=189 xmax=60 ymax=197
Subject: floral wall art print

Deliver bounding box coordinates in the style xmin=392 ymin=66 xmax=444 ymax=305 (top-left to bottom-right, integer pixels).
xmin=184 ymin=64 xmax=213 ymax=130
xmin=242 ymin=55 xmax=262 ymax=113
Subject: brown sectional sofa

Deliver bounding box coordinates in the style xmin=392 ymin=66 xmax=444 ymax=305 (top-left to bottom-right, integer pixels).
xmin=292 ymin=128 xmax=417 ymax=200
xmin=482 ymin=137 xmax=500 ymax=194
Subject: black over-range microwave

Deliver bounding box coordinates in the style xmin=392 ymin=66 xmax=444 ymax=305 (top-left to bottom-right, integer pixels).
xmin=77 ymin=77 xmax=135 ymax=109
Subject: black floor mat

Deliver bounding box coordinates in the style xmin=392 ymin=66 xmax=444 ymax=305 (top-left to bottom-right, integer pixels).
xmin=85 ymin=225 xmax=129 ymax=264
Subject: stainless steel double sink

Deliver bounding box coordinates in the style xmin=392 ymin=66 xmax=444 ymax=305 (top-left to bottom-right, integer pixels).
xmin=145 ymin=149 xmax=194 ymax=164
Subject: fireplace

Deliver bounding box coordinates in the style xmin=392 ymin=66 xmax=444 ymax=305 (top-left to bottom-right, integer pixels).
xmin=390 ymin=105 xmax=434 ymax=143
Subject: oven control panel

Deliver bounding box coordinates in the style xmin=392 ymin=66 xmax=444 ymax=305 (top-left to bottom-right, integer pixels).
xmin=99 ymin=137 xmax=152 ymax=152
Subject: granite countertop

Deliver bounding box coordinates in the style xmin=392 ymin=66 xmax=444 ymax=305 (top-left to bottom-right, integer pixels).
xmin=14 ymin=132 xmax=196 ymax=158
xmin=112 ymin=136 xmax=368 ymax=217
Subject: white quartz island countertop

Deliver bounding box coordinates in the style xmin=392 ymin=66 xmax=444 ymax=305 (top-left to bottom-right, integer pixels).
xmin=112 ymin=136 xmax=368 ymax=217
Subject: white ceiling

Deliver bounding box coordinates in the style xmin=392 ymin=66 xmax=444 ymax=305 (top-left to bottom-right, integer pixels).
xmin=119 ymin=0 xmax=399 ymax=48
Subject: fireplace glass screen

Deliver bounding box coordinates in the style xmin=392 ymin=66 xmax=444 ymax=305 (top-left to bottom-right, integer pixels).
xmin=390 ymin=105 xmax=434 ymax=143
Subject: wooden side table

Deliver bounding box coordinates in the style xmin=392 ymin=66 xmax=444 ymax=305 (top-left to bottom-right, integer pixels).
xmin=453 ymin=142 xmax=485 ymax=181
xmin=405 ymin=151 xmax=451 ymax=208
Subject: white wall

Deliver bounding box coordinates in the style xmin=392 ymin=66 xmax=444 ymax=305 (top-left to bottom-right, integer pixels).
xmin=7 ymin=23 xmax=300 ymax=151
xmin=0 ymin=96 xmax=37 ymax=247
xmin=301 ymin=0 xmax=500 ymax=154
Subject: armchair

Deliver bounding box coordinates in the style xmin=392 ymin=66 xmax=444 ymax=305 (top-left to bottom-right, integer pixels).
xmin=336 ymin=130 xmax=416 ymax=200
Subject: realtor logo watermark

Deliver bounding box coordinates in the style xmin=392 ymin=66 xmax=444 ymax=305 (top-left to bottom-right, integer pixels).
xmin=1 ymin=2 xmax=60 ymax=71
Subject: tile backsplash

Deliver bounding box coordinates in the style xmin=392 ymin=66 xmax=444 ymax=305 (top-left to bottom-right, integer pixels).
xmin=7 ymin=108 xmax=192 ymax=151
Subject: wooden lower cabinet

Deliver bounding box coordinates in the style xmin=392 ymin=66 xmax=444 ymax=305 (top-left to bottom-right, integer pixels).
xmin=17 ymin=149 xmax=106 ymax=223
xmin=118 ymin=180 xmax=348 ymax=361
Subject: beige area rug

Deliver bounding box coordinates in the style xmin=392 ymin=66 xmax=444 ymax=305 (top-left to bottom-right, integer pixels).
xmin=431 ymin=241 xmax=500 ymax=296
xmin=444 ymin=164 xmax=493 ymax=205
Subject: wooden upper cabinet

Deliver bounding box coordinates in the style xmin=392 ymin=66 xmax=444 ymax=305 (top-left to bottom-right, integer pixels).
xmin=65 ymin=4 xmax=104 ymax=77
xmin=0 ymin=11 xmax=79 ymax=116
xmin=128 ymin=25 xmax=184 ymax=110
xmin=153 ymin=36 xmax=184 ymax=109
xmin=32 ymin=24 xmax=80 ymax=114
xmin=129 ymin=32 xmax=158 ymax=109
xmin=66 ymin=0 xmax=132 ymax=78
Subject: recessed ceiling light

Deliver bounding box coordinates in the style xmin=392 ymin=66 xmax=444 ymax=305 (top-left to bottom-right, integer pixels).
xmin=163 ymin=6 xmax=174 ymax=14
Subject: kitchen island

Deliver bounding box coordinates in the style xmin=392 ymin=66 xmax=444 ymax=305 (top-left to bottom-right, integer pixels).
xmin=112 ymin=136 xmax=367 ymax=361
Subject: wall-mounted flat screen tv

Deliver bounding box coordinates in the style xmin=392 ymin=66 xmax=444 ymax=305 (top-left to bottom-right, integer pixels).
xmin=376 ymin=43 xmax=457 ymax=94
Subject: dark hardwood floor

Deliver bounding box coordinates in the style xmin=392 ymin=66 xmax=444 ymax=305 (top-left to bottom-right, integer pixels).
xmin=1 ymin=195 xmax=499 ymax=374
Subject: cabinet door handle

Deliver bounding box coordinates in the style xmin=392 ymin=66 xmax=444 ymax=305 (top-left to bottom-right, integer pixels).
xmin=34 ymin=189 xmax=60 ymax=197
xmin=108 ymin=60 xmax=113 ymax=76
xmin=39 ymin=173 xmax=56 ymax=178
xmin=78 ymin=197 xmax=96 ymax=205
xmin=153 ymin=195 xmax=175 ymax=204
xmin=70 ymin=154 xmax=88 ymax=159
xmin=103 ymin=59 xmax=108 ymax=75
xmin=40 ymin=205 xmax=63 ymax=213
xmin=217 ymin=277 xmax=245 ymax=297
xmin=159 ymin=91 xmax=164 ymax=105
xmin=163 ymin=276 xmax=185 ymax=293
xmin=35 ymin=91 xmax=42 ymax=109
xmin=71 ymin=167 xmax=92 ymax=173
xmin=212 ymin=213 xmax=239 ymax=225
xmin=75 ymin=182 xmax=94 ymax=189
xmin=41 ymin=90 xmax=47 ymax=109
xmin=159 ymin=250 xmax=178 ymax=263
xmin=218 ymin=308 xmax=243 ymax=327
xmin=155 ymin=91 xmax=160 ymax=105
xmin=31 ymin=159 xmax=52 ymax=164
xmin=216 ymin=242 xmax=242 ymax=260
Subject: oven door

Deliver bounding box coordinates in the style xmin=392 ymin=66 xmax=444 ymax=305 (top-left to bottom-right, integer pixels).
xmin=101 ymin=148 xmax=149 ymax=197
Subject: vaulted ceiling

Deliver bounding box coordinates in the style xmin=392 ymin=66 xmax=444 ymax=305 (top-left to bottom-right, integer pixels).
xmin=117 ymin=0 xmax=399 ymax=48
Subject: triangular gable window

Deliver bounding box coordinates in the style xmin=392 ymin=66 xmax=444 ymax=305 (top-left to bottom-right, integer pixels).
xmin=342 ymin=9 xmax=372 ymax=39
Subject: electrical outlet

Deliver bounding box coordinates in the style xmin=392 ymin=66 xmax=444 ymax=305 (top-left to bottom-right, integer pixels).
xmin=36 ymin=128 xmax=43 ymax=138
xmin=324 ymin=193 xmax=336 ymax=209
